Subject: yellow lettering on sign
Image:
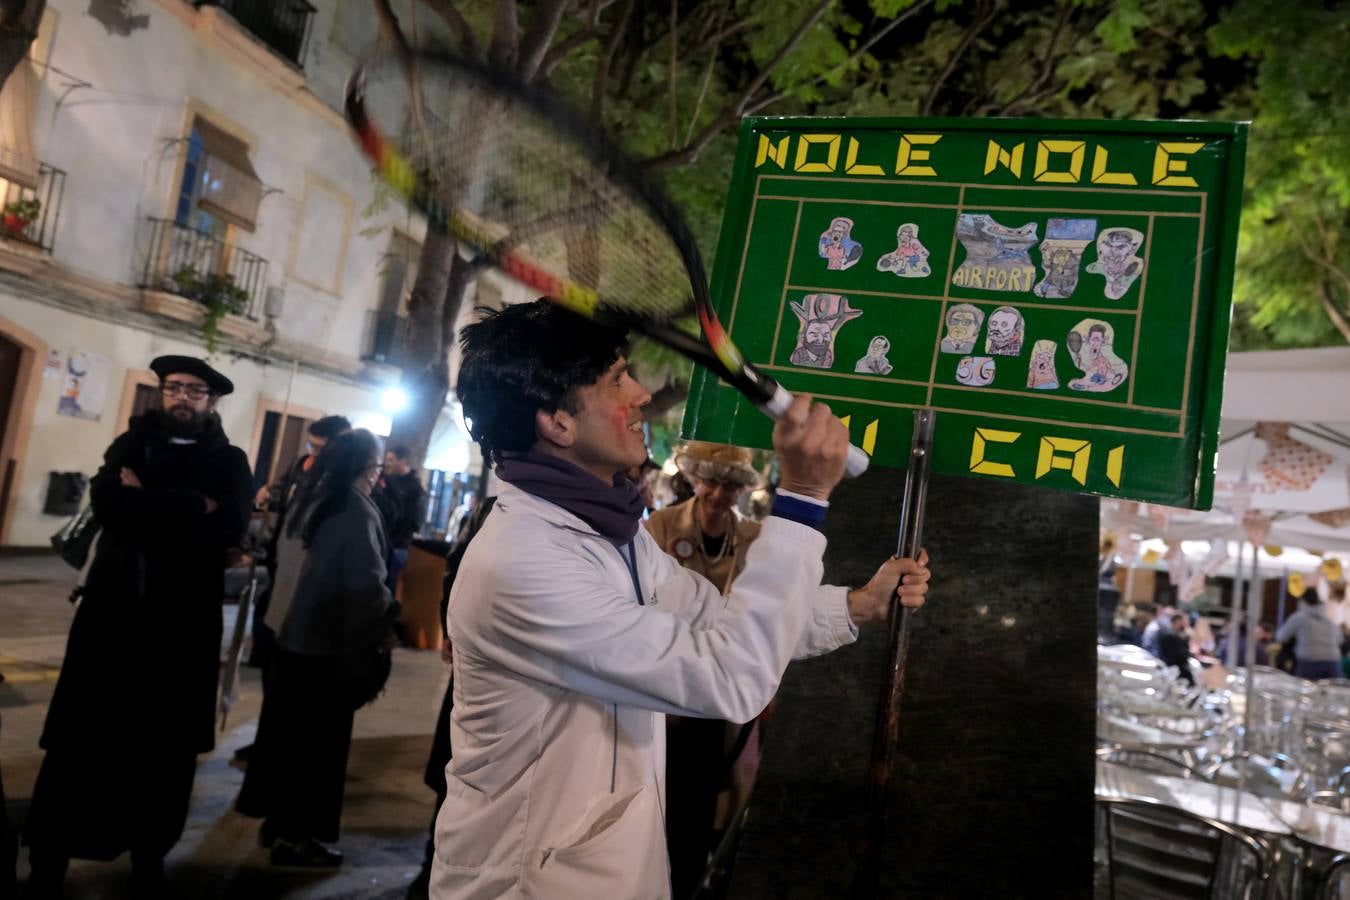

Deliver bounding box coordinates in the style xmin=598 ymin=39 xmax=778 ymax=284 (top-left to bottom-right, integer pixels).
xmin=1033 ymin=140 xmax=1086 ymax=184
xmin=755 ymin=134 xmax=790 ymax=169
xmin=983 ymin=140 xmax=1025 ymax=178
xmin=844 ymin=137 xmax=885 ymax=176
xmin=1090 ymin=146 xmax=1137 ymax=186
xmin=1035 ymin=436 xmax=1090 ymax=484
xmin=1106 ymin=445 xmax=1125 ymax=487
xmin=970 ymin=428 xmax=1020 ymax=477
xmin=1151 ymin=142 xmax=1204 ymax=187
xmin=895 ymin=134 xmax=941 ymax=177
xmin=794 ymin=134 xmax=841 ymax=173
xmin=841 ymin=416 xmax=880 ymax=455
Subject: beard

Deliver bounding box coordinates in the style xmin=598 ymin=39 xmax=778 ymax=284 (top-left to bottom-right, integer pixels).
xmin=804 ymin=338 xmax=831 ymax=358
xmin=159 ymin=405 xmax=209 ymax=438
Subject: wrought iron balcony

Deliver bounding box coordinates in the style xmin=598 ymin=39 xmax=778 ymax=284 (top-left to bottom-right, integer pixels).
xmin=140 ymin=217 xmax=268 ymax=320
xmin=0 ymin=163 xmax=65 ymax=253
xmin=197 ymin=0 xmax=316 ymax=68
xmin=362 ymin=310 xmax=410 ymax=366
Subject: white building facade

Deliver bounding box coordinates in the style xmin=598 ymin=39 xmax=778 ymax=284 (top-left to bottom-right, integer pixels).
xmin=0 ymin=0 xmax=520 ymax=547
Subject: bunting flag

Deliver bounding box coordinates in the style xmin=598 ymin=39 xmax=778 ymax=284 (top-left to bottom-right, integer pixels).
xmin=1255 ymin=422 xmax=1334 ymax=491
xmin=1242 ymin=509 xmax=1272 ymax=546
xmin=1309 ymin=507 xmax=1350 ymax=528
xmin=1288 ymin=572 xmax=1307 ymax=598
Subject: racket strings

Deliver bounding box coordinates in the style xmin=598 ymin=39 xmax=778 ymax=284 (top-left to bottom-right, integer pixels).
xmin=372 ymin=61 xmax=693 ymax=323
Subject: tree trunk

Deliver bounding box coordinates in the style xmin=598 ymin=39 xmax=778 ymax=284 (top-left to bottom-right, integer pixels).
xmin=0 ymin=0 xmax=45 ymax=91
xmin=386 ymin=227 xmax=458 ymax=467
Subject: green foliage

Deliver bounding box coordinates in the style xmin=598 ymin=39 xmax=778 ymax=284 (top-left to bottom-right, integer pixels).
xmin=3 ymin=197 xmax=40 ymax=221
xmin=1211 ymin=0 xmax=1350 ymax=348
xmin=170 ymin=267 xmax=250 ymax=353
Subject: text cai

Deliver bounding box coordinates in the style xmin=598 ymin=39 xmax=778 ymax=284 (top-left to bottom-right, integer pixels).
xmin=754 ymin=132 xmax=1208 ymax=189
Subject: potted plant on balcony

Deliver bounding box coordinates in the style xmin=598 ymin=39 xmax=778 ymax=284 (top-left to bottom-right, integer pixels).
xmin=170 ymin=266 xmax=251 ymax=352
xmin=2 ymin=198 xmax=41 ymax=238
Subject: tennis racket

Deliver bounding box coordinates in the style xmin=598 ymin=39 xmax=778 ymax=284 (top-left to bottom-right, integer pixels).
xmin=346 ymin=50 xmax=869 ymax=477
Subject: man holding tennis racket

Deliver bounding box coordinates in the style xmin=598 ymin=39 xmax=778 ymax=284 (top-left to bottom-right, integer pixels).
xmin=432 ymin=300 xmax=929 ymax=899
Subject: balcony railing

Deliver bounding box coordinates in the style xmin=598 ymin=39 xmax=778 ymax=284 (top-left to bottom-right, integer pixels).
xmin=0 ymin=163 xmax=65 ymax=253
xmin=362 ymin=311 xmax=410 ymax=366
xmin=140 ymin=217 xmax=268 ymax=320
xmin=197 ymin=0 xmax=316 ymax=68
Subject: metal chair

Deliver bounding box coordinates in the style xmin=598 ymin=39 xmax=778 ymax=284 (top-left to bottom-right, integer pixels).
xmin=1097 ymin=746 xmax=1201 ymax=779
xmin=1097 ymin=797 xmax=1271 ymax=900
xmin=1200 ymin=750 xmax=1306 ymax=799
xmin=1318 ymin=854 xmax=1349 ymax=900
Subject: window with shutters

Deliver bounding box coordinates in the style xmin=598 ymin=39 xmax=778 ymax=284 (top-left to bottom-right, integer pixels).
xmin=174 ymin=116 xmax=263 ymax=237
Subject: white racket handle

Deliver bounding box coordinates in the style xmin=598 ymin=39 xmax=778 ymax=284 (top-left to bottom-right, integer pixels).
xmin=759 ymin=384 xmax=870 ymax=478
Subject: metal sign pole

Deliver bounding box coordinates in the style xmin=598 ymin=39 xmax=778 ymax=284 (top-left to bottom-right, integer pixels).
xmin=855 ymin=409 xmax=935 ymax=898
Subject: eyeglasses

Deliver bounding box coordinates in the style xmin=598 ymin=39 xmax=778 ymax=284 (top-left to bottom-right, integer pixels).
xmin=160 ymin=382 xmax=211 ymax=399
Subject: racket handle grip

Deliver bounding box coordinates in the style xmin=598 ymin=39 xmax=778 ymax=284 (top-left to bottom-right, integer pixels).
xmin=758 ymin=385 xmax=871 ymax=478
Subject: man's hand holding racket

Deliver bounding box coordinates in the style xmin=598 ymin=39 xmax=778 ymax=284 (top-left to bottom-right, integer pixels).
xmin=773 ymin=394 xmax=850 ymax=502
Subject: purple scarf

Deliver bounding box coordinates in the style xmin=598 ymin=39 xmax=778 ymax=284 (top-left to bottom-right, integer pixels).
xmin=496 ymin=451 xmax=644 ymax=545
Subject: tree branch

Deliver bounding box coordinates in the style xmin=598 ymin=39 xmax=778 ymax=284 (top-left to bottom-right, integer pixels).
xmin=996 ymin=2 xmax=1072 ymax=116
xmin=1318 ymin=281 xmax=1350 ymax=344
xmin=537 ymin=0 xmax=613 ymax=80
xmin=489 ymin=0 xmax=519 ymax=69
xmin=421 ymin=0 xmax=484 ymax=62
xmin=643 ymin=0 xmax=834 ymax=169
xmin=591 ymin=0 xmax=634 ymax=123
xmin=921 ymin=1 xmax=998 ymax=116
xmin=518 ymin=0 xmax=570 ymax=82
xmin=667 ymin=0 xmax=678 ymax=147
xmin=683 ymin=3 xmax=724 ymax=145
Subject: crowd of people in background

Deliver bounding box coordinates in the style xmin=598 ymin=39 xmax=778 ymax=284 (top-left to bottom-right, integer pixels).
xmin=1107 ymin=576 xmax=1350 ymax=684
xmin=5 ymin=339 xmax=875 ymax=900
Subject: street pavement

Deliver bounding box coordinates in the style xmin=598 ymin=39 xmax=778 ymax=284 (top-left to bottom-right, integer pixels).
xmin=1 ymin=554 xmax=448 ymax=899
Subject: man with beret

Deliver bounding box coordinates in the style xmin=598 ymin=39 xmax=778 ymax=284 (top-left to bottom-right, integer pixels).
xmin=644 ymin=441 xmax=766 ymax=899
xmin=24 ymin=356 xmax=253 ymax=899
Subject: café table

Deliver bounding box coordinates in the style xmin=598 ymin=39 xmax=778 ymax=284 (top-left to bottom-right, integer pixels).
xmin=1095 ymin=760 xmax=1293 ymax=835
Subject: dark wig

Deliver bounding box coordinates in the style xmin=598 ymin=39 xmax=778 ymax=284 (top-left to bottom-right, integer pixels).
xmin=287 ymin=428 xmax=382 ymax=547
xmin=456 ymin=300 xmax=628 ymax=465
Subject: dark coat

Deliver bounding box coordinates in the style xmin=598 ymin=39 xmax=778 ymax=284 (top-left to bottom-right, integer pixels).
xmin=376 ymin=471 xmax=427 ymax=548
xmin=41 ymin=412 xmax=253 ymax=754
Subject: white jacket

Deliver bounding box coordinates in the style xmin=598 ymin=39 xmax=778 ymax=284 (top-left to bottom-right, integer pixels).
xmin=431 ymin=484 xmax=857 ymax=899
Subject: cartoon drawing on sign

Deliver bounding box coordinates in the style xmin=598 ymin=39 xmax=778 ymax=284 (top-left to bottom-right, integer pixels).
xmin=854 ymin=336 xmax=893 ymax=375
xmin=940 ymin=303 xmax=984 ymax=354
xmin=951 ymin=214 xmax=1038 ymax=292
xmin=818 ymin=216 xmax=863 ymax=271
xmin=1086 ymin=227 xmax=1145 ymax=300
xmin=1027 ymin=340 xmax=1060 ymax=390
xmin=789 ymin=293 xmax=863 ymax=369
xmin=984 ymin=306 xmax=1024 ymax=356
xmin=955 ymin=356 xmax=996 ymax=387
xmin=875 ymin=223 xmax=930 ymax=277
xmin=1066 ymin=319 xmax=1128 ymax=392
xmin=1033 ymin=218 xmax=1097 ymax=299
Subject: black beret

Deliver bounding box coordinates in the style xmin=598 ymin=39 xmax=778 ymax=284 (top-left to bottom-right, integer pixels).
xmin=149 ymin=355 xmax=234 ymax=396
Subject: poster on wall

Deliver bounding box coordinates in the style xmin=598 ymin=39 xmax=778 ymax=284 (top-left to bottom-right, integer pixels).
xmin=57 ymin=350 xmax=111 ymax=421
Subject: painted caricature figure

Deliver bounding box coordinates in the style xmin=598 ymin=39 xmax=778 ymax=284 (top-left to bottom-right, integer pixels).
xmin=1086 ymin=228 xmax=1145 ymax=300
xmin=854 ymin=335 xmax=894 ymax=375
xmin=1027 ymin=339 xmax=1059 ymax=390
xmin=818 ymin=217 xmax=863 ymax=271
xmin=1033 ymin=217 xmax=1097 ymax=299
xmin=875 ymin=223 xmax=930 ymax=277
xmin=1066 ymin=319 xmax=1128 ymax=391
xmin=789 ymin=293 xmax=863 ymax=369
xmin=984 ymin=306 xmax=1024 ymax=356
xmin=940 ymin=303 xmax=984 ymax=354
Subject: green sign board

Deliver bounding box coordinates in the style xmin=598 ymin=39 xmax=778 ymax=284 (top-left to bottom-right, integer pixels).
xmin=682 ymin=116 xmax=1248 ymax=509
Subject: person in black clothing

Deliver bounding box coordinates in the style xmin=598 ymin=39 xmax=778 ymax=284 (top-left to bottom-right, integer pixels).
xmin=248 ymin=415 xmax=352 ymax=668
xmin=1157 ymin=613 xmax=1195 ymax=685
xmin=23 ymin=356 xmax=253 ymax=899
xmin=374 ymin=444 xmax=427 ymax=592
